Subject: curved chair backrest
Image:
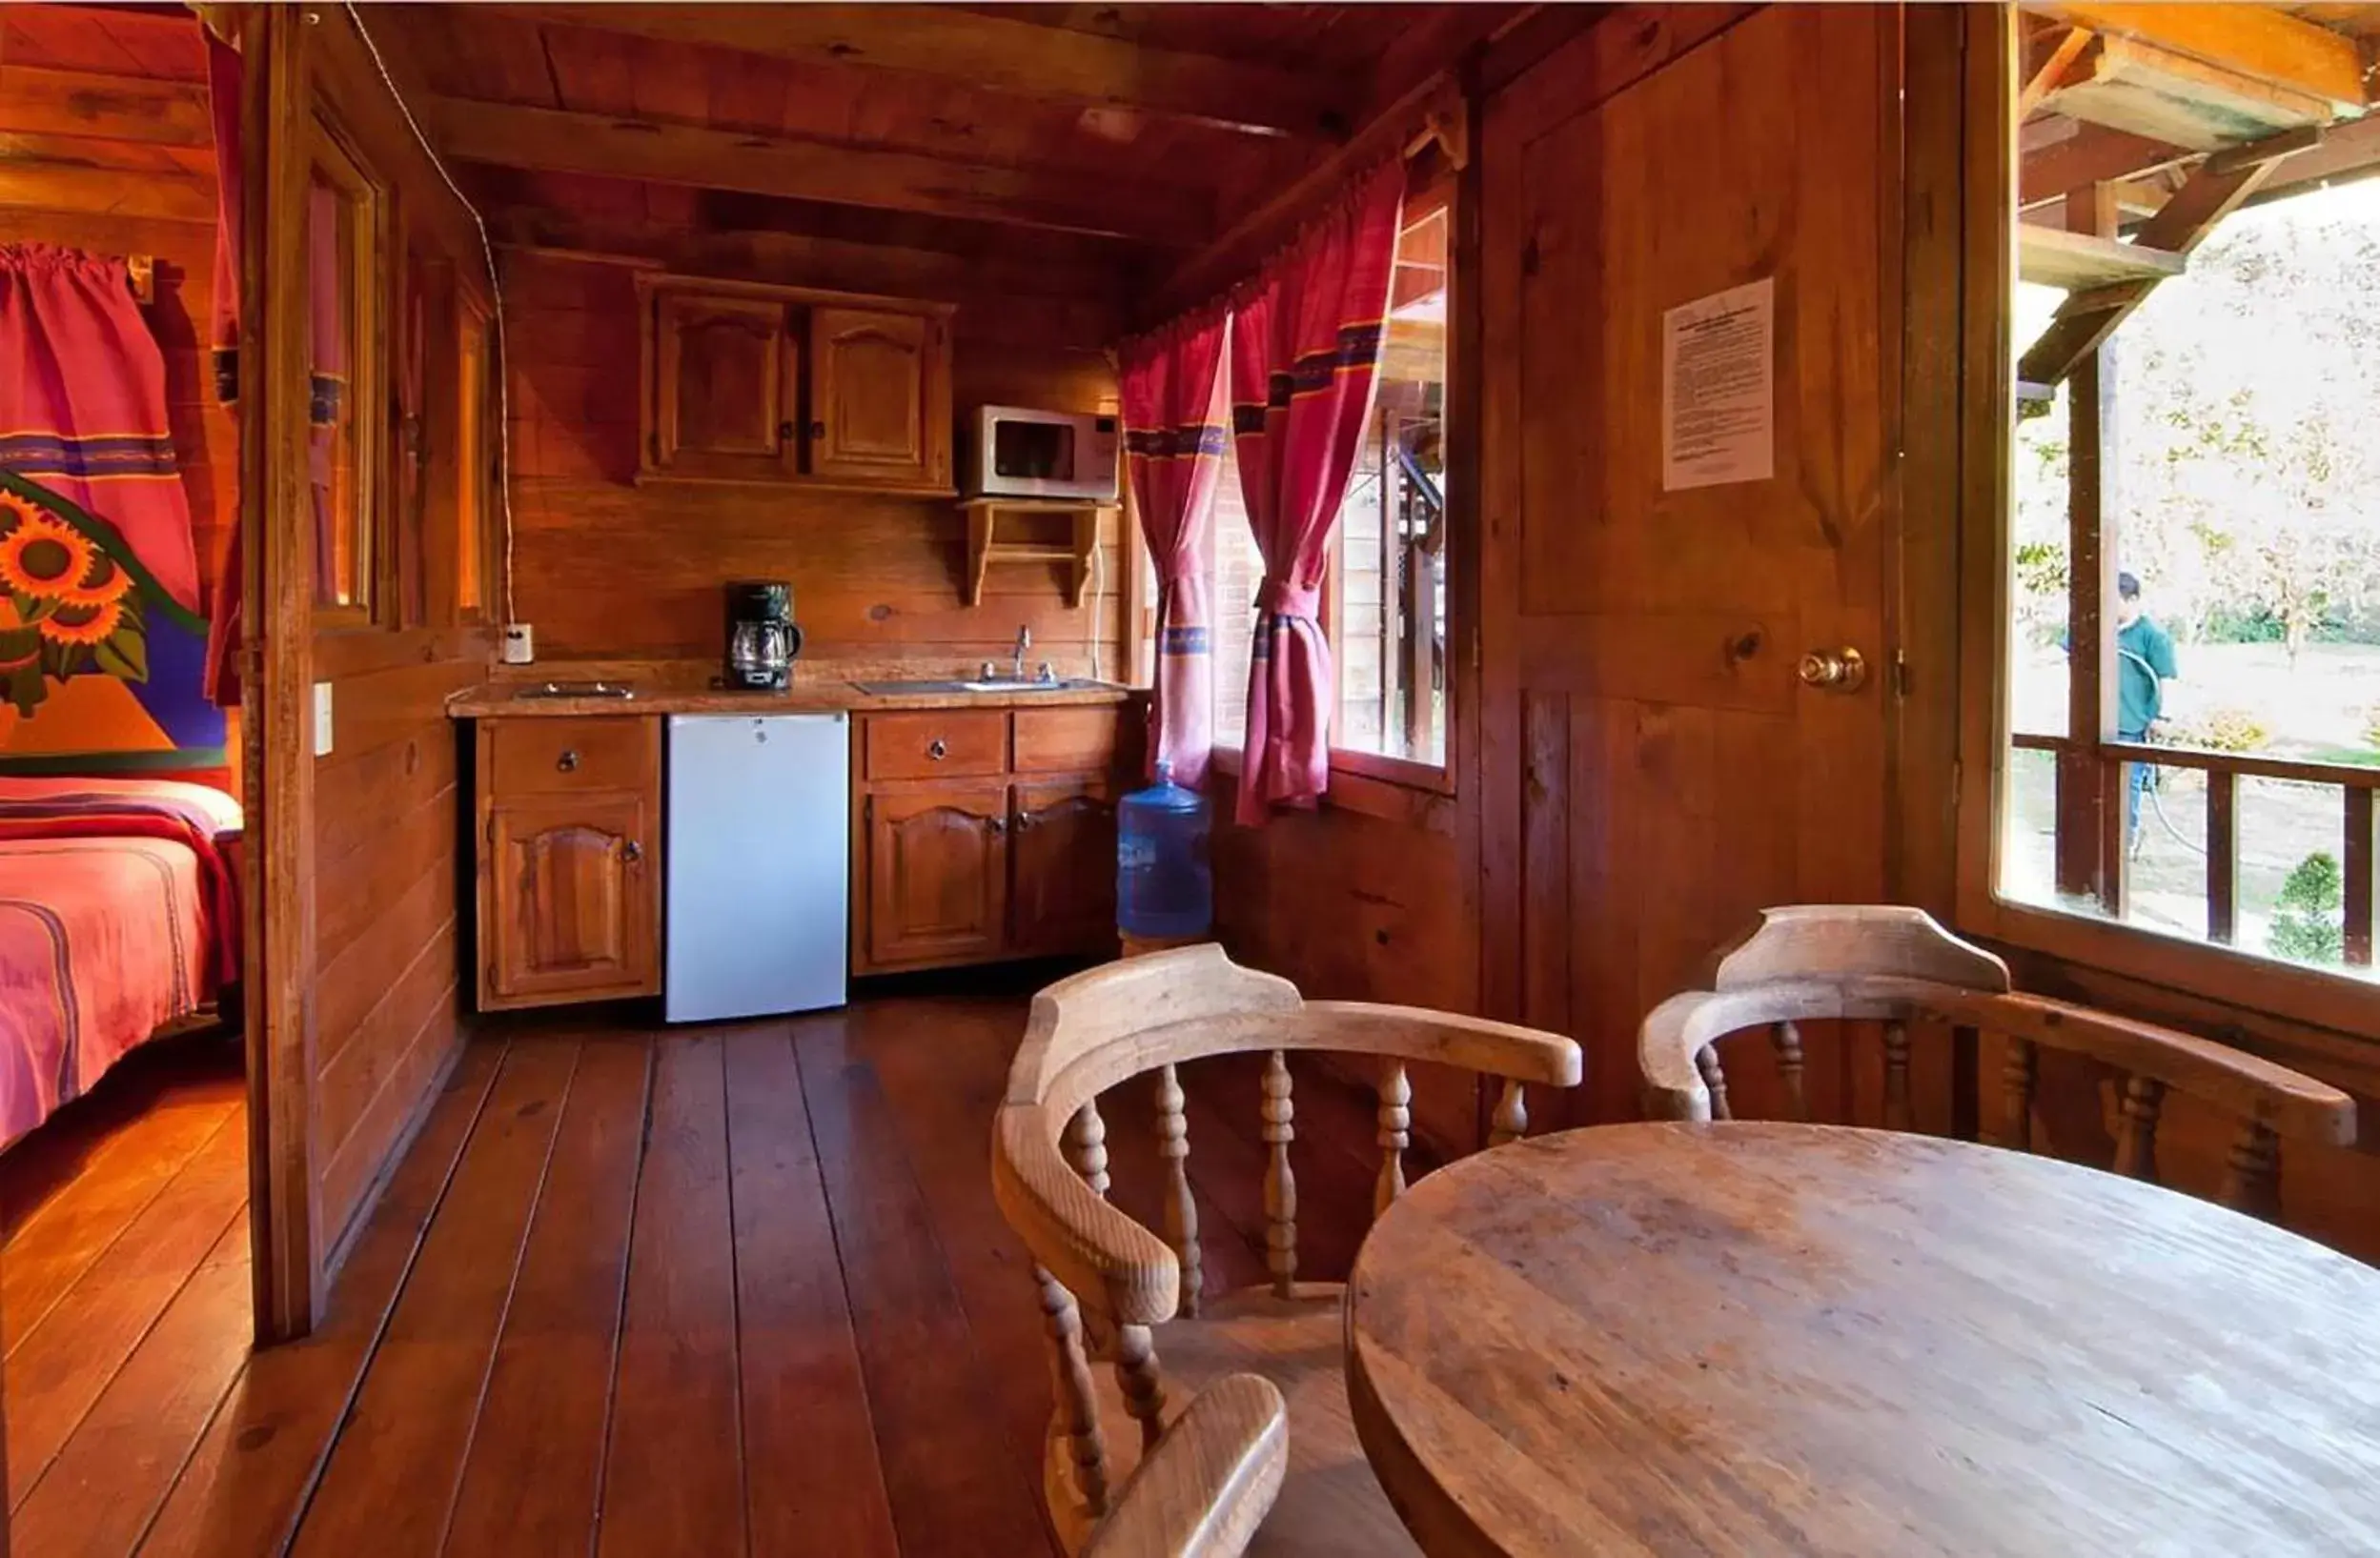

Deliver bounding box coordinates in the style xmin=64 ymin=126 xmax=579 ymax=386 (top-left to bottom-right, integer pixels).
xmin=1639 ymin=905 xmax=2356 ymax=1219
xmin=1083 ymin=1375 xmax=1288 ymax=1558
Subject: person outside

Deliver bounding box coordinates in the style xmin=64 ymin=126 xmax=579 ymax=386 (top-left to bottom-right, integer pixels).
xmin=2114 ymin=570 xmax=2181 ymax=854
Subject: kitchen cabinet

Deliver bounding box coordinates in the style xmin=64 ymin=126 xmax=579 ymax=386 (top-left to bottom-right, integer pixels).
xmin=650 ymin=291 xmax=798 ymax=481
xmin=865 ymin=783 xmax=1010 ymax=968
xmin=809 ymin=306 xmax=948 ymax=489
xmin=637 ymin=276 xmax=954 ymax=495
xmin=475 ymin=717 xmax=661 ymax=1010
xmin=851 ymin=704 xmax=1131 ymax=975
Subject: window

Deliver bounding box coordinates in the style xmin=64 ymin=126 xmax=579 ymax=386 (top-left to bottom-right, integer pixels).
xmin=1209 ymin=169 xmax=1456 ymax=777
xmin=307 ymin=116 xmax=382 ymax=621
xmin=1977 ymin=11 xmax=2380 ymax=999
xmin=456 ymin=304 xmax=492 ymax=618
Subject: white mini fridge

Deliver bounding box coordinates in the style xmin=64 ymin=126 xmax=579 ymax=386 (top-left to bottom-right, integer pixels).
xmin=664 ymin=713 xmax=849 ymax=1022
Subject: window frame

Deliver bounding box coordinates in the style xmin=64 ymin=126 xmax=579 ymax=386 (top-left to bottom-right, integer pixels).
xmin=453 ymin=294 xmax=497 ymax=625
xmin=304 ymin=108 xmax=389 ymax=631
xmin=1950 ymin=4 xmax=2380 ymax=1040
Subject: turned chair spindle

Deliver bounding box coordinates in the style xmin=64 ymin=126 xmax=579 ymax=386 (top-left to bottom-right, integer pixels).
xmin=1262 ymin=1050 xmax=1298 ymax=1299
xmin=2114 ymin=1076 xmax=2166 ymax=1184
xmin=1488 ymin=1078 xmax=1529 ymax=1146
xmin=1638 ymin=907 xmax=2355 ymax=1234
xmin=1375 ymin=1061 xmax=1411 ymax=1215
xmin=1037 ymin=1263 xmax=1110 ymax=1519
xmin=1113 ymin=1322 xmax=1168 ymax=1452
xmin=1068 ymin=1099 xmax=1111 ymax=1197
xmin=2002 ymin=1036 xmax=2037 ymax=1151
xmin=1695 ymin=1044 xmax=1733 ymax=1121
xmin=1155 ymin=1063 xmax=1201 ymax=1317
xmin=1772 ymin=1021 xmax=1809 ymax=1120
xmin=1882 ymin=1020 xmax=1912 ymax=1132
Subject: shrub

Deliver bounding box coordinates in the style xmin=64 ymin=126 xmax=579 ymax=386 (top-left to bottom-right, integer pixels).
xmin=2268 ymin=851 xmax=2344 ymax=966
xmin=2173 ymin=707 xmax=2268 ymax=753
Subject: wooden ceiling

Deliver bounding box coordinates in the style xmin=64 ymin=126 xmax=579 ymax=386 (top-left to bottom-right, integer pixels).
xmin=0 ymin=4 xmax=214 ymax=226
xmin=376 ymin=2 xmax=1523 ymax=273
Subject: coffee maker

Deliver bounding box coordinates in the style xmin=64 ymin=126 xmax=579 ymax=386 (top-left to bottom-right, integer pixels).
xmin=723 ymin=580 xmax=801 ymax=691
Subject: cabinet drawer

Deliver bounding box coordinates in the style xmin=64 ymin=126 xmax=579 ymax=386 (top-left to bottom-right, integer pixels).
xmin=487 ymin=718 xmax=658 ymax=797
xmin=865 ymin=711 xmax=1007 ymax=779
xmin=1012 ymin=706 xmax=1124 ymax=776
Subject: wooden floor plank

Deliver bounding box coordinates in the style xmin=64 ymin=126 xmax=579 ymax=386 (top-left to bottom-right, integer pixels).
xmin=595 ymin=1033 xmax=744 ymax=1558
xmin=1 ymin=1040 xmax=234 ymax=1246
xmin=441 ymin=1034 xmax=650 ymax=1558
xmin=7 ymin=1109 xmax=249 ymax=1507
xmin=135 ymin=1039 xmax=506 ymax=1558
xmin=723 ymin=1024 xmax=901 ymax=1558
xmin=5 ymin=1073 xmax=243 ymax=1354
xmin=797 ymin=1012 xmax=1057 ymax=1558
xmin=10 ymin=1217 xmax=253 ymax=1558
xmin=291 ymin=1039 xmax=580 ymax=1557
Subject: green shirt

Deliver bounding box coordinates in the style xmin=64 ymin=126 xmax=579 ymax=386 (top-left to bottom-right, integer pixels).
xmin=2116 ymin=616 xmax=2177 ymax=737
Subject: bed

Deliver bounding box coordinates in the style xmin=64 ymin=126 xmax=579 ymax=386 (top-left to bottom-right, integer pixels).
xmin=0 ymin=777 xmax=242 ymax=1148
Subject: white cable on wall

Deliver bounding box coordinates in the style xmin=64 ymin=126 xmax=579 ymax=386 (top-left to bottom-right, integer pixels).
xmin=341 ymin=3 xmax=517 ymax=625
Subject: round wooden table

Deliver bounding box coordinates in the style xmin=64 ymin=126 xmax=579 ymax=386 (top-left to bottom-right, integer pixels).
xmin=1345 ymin=1122 xmax=2380 ymax=1557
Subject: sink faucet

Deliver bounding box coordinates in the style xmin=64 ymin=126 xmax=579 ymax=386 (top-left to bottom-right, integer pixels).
xmin=1011 ymin=625 xmax=1031 ymax=680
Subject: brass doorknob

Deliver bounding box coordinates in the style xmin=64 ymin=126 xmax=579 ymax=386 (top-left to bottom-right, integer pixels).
xmin=1797 ymin=647 xmax=1867 ymax=692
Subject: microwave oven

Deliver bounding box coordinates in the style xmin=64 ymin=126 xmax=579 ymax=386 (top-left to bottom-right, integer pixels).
xmin=966 ymin=406 xmax=1120 ymax=502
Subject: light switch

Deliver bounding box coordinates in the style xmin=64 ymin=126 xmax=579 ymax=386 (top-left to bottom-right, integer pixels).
xmin=313 ymin=680 xmax=335 ymax=758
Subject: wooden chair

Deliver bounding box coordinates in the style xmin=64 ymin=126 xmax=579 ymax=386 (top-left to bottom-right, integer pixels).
xmin=1638 ymin=904 xmax=2356 ymax=1217
xmin=1083 ymin=1374 xmax=1287 ymax=1558
xmin=992 ymin=944 xmax=1583 ymax=1557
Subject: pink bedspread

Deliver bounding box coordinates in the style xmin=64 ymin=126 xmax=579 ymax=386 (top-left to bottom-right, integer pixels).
xmin=0 ymin=779 xmax=242 ymax=1147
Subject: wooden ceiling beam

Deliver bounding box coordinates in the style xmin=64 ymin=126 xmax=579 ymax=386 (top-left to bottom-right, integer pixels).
xmin=420 ymin=96 xmax=1211 ymax=247
xmin=477 ymin=3 xmax=1356 ymax=142
xmin=2020 ymin=121 xmax=2194 ymax=207
xmin=0 ymin=64 xmax=213 ymax=147
xmin=2025 ymin=3 xmax=2371 ymax=111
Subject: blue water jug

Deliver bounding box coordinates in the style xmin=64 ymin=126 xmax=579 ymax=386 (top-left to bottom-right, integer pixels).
xmin=1117 ymin=761 xmax=1212 ymax=939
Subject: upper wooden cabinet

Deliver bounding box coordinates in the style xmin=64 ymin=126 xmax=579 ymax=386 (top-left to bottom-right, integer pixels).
xmin=810 ymin=306 xmax=949 ymax=489
xmin=638 ymin=276 xmax=954 ymax=495
xmin=653 ymin=292 xmax=799 ymax=481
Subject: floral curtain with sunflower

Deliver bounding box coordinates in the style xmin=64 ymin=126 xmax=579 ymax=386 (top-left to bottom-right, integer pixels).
xmin=0 ymin=245 xmax=206 ymax=721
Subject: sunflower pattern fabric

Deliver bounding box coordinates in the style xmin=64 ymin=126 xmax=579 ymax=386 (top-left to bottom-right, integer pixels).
xmin=0 ymin=245 xmax=216 ymax=761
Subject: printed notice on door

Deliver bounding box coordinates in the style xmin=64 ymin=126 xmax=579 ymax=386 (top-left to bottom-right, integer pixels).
xmin=1661 ymin=277 xmax=1774 ymax=491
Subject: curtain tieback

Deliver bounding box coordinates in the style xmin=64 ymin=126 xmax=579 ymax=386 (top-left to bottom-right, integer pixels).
xmin=1254 ymin=577 xmax=1320 ymax=619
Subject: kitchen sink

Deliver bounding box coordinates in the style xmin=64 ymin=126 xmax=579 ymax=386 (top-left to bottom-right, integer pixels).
xmin=851 ymin=678 xmax=1116 ymax=697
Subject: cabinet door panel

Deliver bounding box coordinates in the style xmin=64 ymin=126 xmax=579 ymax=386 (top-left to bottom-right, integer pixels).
xmin=809 ymin=306 xmax=945 ymax=487
xmin=865 ymin=784 xmax=1007 ymax=968
xmin=1010 ymin=779 xmax=1117 ymax=958
xmin=652 ymin=292 xmax=794 ymax=479
xmin=484 ymin=792 xmax=658 ymax=1006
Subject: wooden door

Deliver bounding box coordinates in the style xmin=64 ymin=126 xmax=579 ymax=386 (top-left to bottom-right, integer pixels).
xmin=808 ymin=306 xmax=944 ymax=487
xmin=1009 ymin=779 xmax=1118 ymax=957
xmin=484 ymin=793 xmax=658 ymax=1005
xmin=1480 ymin=7 xmax=1897 ymax=1126
xmin=865 ymin=784 xmax=1008 ymax=967
xmin=651 ymin=290 xmax=796 ymax=480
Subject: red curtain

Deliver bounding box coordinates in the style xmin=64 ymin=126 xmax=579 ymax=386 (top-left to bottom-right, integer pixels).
xmin=202 ymin=29 xmax=243 ymax=705
xmin=0 ymin=245 xmax=203 ymax=616
xmin=1120 ymin=303 xmax=1229 ymax=788
xmin=1227 ymin=164 xmax=1402 ymax=824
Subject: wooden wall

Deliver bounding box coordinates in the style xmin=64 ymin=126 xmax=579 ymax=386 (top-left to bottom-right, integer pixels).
xmin=298 ymin=11 xmax=497 ymax=1266
xmin=496 ymin=189 xmax=1133 ymax=679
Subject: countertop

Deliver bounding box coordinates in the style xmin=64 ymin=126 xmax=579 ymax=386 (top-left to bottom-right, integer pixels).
xmin=447 ymin=679 xmax=1137 ymax=718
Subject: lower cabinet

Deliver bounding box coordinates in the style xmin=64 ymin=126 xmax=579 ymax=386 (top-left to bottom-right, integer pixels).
xmin=865 ymin=783 xmax=1010 ymax=968
xmin=476 ymin=718 xmax=661 ymax=1010
xmin=852 ymin=707 xmax=1127 ymax=975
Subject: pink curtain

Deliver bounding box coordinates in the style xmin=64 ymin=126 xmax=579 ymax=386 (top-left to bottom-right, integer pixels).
xmin=1120 ymin=303 xmax=1229 ymax=788
xmin=203 ymin=29 xmax=243 ymax=706
xmin=1227 ymin=164 xmax=1402 ymax=825
xmin=0 ymin=245 xmax=203 ymax=615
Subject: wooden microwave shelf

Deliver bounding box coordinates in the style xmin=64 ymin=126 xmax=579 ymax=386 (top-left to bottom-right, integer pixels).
xmin=963 ymin=497 xmax=1108 ymax=608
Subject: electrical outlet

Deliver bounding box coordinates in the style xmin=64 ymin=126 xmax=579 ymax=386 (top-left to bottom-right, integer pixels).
xmin=313 ymin=681 xmax=335 ymax=758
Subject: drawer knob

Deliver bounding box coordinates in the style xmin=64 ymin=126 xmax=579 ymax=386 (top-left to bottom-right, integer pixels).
xmin=622 ymin=839 xmax=643 ymax=863
xmin=927 ymin=739 xmax=947 ymax=760
xmin=557 ymin=749 xmax=580 ymax=773
xmin=988 ymin=817 xmax=1007 ymax=835
xmin=1014 ymin=810 xmax=1036 ymax=832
